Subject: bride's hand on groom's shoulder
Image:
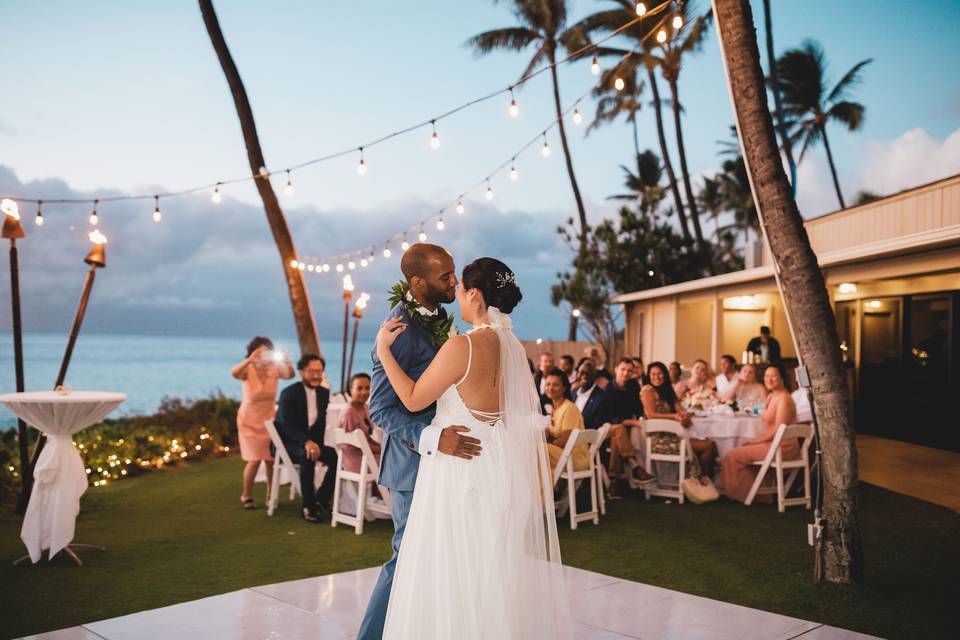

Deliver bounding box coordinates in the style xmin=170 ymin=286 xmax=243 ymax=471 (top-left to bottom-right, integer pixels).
xmin=376 ymin=317 xmax=407 ymax=356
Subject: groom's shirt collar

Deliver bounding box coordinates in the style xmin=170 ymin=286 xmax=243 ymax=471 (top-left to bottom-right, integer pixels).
xmin=405 ymin=290 xmax=441 ymax=317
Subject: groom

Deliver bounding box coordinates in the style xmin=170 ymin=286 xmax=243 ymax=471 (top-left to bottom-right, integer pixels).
xmin=357 ymin=243 xmax=483 ymax=640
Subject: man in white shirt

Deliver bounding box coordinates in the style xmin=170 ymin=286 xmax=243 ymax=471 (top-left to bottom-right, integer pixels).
xmin=714 ymin=354 xmax=739 ymax=397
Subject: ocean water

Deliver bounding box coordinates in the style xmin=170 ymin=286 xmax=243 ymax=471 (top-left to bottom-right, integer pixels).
xmin=0 ymin=333 xmax=376 ymax=428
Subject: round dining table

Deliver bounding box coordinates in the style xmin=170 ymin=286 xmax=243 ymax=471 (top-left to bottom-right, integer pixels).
xmin=0 ymin=390 xmax=125 ymax=564
xmin=688 ymin=413 xmax=764 ymax=460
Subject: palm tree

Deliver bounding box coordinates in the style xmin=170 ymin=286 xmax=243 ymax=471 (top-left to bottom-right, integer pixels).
xmin=588 ymin=65 xmax=646 ymax=175
xmin=608 ymin=149 xmax=667 ymax=214
xmin=199 ymin=0 xmax=320 ymax=356
xmin=697 ymin=174 xmax=724 ymax=239
xmin=573 ymin=0 xmax=692 ymax=242
xmin=653 ymin=2 xmax=712 ymax=250
xmin=467 ymin=0 xmax=589 ymax=257
xmin=713 ymin=0 xmax=863 ymax=584
xmin=776 ymin=40 xmax=872 ymax=209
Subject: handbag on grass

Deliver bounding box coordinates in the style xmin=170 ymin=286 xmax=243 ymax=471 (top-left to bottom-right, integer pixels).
xmin=682 ymin=476 xmax=720 ymax=504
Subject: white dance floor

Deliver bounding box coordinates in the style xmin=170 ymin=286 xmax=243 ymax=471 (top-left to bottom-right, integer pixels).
xmin=20 ymin=565 xmax=880 ymax=640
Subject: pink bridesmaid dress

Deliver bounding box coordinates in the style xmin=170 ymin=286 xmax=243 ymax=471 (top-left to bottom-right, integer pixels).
xmin=236 ymin=363 xmax=279 ymax=461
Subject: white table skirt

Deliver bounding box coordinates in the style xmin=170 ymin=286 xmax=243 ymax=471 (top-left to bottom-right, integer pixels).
xmin=0 ymin=391 xmax=125 ymax=563
xmin=689 ymin=415 xmax=763 ymax=460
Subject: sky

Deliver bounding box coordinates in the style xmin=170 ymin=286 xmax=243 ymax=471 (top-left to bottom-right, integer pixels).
xmin=2 ymin=0 xmax=959 ymax=343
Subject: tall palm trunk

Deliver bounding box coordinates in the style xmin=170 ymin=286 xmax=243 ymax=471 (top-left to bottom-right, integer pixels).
xmin=666 ymin=78 xmax=707 ymax=248
xmin=762 ymin=0 xmax=797 ymax=194
xmin=646 ymin=66 xmax=691 ymax=241
xmin=820 ymin=124 xmax=846 ymax=209
xmin=199 ymin=0 xmax=320 ymax=356
xmin=713 ymin=0 xmax=863 ymax=585
xmin=547 ymin=50 xmax=589 ymax=258
xmin=631 ymin=115 xmax=642 ymax=178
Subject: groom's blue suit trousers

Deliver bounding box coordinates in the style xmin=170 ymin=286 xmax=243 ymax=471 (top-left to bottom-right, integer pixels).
xmin=356 ymin=488 xmax=413 ymax=640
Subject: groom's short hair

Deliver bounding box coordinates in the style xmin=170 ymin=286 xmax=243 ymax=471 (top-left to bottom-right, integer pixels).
xmin=401 ymin=243 xmax=449 ymax=281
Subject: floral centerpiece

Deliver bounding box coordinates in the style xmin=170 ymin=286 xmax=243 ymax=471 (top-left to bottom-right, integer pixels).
xmin=682 ymin=387 xmax=719 ymax=412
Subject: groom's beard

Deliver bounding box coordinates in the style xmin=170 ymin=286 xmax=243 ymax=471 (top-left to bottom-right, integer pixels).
xmin=423 ymin=284 xmax=456 ymax=307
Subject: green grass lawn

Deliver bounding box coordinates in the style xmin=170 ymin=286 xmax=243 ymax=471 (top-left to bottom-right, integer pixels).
xmin=0 ymin=456 xmax=955 ymax=640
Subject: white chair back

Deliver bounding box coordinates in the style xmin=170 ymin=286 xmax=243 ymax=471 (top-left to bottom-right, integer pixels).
xmin=264 ymin=420 xmax=301 ymax=516
xmin=641 ymin=418 xmax=692 ymax=504
xmin=745 ymin=423 xmax=815 ymax=512
xmin=331 ymin=428 xmax=391 ymax=534
xmin=551 ymin=424 xmax=609 ymax=530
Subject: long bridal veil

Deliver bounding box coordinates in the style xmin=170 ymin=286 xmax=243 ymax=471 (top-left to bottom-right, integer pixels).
xmin=487 ymin=306 xmax=573 ymax=639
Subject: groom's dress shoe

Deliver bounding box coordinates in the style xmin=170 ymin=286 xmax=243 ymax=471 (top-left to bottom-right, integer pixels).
xmin=302 ymin=507 xmax=321 ymax=522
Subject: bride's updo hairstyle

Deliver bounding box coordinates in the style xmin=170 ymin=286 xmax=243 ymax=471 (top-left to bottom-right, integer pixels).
xmin=462 ymin=257 xmax=523 ymax=314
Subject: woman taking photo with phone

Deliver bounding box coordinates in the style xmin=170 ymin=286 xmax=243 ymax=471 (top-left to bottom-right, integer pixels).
xmin=231 ymin=335 xmax=294 ymax=509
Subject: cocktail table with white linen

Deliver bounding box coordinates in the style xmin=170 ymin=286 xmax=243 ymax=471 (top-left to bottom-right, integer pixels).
xmin=0 ymin=390 xmax=125 ymax=564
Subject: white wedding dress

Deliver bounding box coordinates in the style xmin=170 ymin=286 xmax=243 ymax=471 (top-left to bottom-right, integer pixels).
xmin=382 ymin=309 xmax=572 ymax=640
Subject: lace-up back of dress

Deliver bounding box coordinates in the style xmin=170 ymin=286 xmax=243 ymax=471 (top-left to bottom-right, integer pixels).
xmin=451 ymin=329 xmax=503 ymax=426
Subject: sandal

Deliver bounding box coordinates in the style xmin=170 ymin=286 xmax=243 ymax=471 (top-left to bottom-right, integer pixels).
xmin=241 ymin=497 xmax=257 ymax=510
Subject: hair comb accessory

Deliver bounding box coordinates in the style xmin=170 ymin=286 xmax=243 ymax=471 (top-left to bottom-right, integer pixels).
xmin=495 ymin=271 xmax=517 ymax=288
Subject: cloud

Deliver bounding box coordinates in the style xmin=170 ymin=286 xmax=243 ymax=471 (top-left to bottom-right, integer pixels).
xmin=0 ymin=166 xmax=575 ymax=341
xmin=794 ymin=126 xmax=960 ymax=217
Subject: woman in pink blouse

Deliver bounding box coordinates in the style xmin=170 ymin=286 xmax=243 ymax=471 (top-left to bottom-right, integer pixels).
xmin=338 ymin=373 xmax=381 ymax=473
xmin=722 ymin=363 xmax=799 ymax=503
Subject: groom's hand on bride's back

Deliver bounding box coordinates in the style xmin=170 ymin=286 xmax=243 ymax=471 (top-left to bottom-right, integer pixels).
xmin=438 ymin=425 xmax=482 ymax=460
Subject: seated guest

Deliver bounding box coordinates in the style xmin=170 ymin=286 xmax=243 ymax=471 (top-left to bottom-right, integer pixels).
xmin=631 ymin=357 xmax=648 ymax=385
xmin=719 ymin=363 xmax=767 ymax=409
xmin=605 ymin=358 xmax=656 ymax=495
xmin=570 ymin=357 xmax=592 ymax=393
xmin=574 ymin=359 xmax=609 ymax=429
xmin=584 ymin=346 xmax=614 ymax=388
xmin=338 ymin=373 xmax=381 ymax=473
xmin=559 ymin=354 xmax=576 ymax=385
xmin=714 ymin=354 xmax=738 ymax=397
xmin=543 ymin=369 xmax=589 ymax=471
xmin=274 ymin=354 xmax=339 ymax=522
xmin=722 ymin=364 xmax=799 ymax=503
xmin=673 ymin=358 xmax=717 ymax=400
xmin=533 ymin=352 xmax=555 ymax=396
xmin=668 ymin=361 xmax=683 ymax=386
xmin=641 ymin=362 xmax=719 ymax=486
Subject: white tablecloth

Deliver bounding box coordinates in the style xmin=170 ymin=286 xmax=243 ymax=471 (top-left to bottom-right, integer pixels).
xmin=0 ymin=391 xmax=126 ymax=563
xmin=689 ymin=414 xmax=763 ymax=459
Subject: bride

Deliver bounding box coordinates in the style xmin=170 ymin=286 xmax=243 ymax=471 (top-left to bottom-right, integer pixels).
xmin=374 ymin=257 xmax=572 ymax=640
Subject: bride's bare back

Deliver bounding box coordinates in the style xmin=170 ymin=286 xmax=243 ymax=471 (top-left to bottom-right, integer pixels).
xmin=454 ymin=329 xmax=502 ymax=424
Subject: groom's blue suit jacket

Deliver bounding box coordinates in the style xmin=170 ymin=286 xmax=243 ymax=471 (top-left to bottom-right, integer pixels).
xmin=369 ymin=304 xmax=440 ymax=492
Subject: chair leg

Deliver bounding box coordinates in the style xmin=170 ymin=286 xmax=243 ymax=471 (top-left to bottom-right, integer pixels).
xmin=268 ymin=463 xmax=280 ymax=516
xmin=567 ymin=474 xmax=577 ymax=530
xmin=355 ymin=475 xmax=367 ymax=535
xmin=776 ymin=465 xmax=785 ymax=513
xmin=597 ymin=467 xmax=607 ymax=516
xmin=331 ymin=467 xmax=342 ymax=528
xmin=590 ymin=473 xmax=599 ymax=525
xmin=678 ymin=455 xmax=685 ymax=505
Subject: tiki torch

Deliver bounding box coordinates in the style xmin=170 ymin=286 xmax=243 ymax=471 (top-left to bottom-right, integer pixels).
xmin=346 ymin=292 xmax=370 ymax=388
xmin=26 ymin=229 xmax=108 ymax=490
xmin=340 ymin=274 xmax=354 ymax=395
xmin=1 ymin=199 xmax=32 ymax=514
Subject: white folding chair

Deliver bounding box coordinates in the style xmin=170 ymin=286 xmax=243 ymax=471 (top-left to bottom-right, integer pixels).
xmin=592 ymin=424 xmax=612 ymax=515
xmin=745 ymin=423 xmax=814 ymax=512
xmin=552 ymin=424 xmax=609 ymax=530
xmin=642 ymin=419 xmax=693 ymax=504
xmin=331 ymin=429 xmax=392 ymax=534
xmin=264 ymin=420 xmax=301 ymax=516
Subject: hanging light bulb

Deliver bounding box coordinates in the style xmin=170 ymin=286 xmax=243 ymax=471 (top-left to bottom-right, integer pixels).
xmin=657 ymin=29 xmax=667 ymax=44
xmin=590 ymin=54 xmax=600 ymax=75
xmin=348 ymin=260 xmax=356 ymax=270
xmin=429 ymin=120 xmax=440 ymax=150
xmin=322 ymin=263 xmax=330 ymax=272
xmin=258 ymin=166 xmax=270 ymax=179
xmin=34 ymin=201 xmax=44 ymax=227
xmin=614 ymin=77 xmax=626 ymax=91
xmin=290 ymin=259 xmax=299 ymax=269
xmin=211 ymin=183 xmax=222 ymax=204
xmin=401 ymin=239 xmax=411 ymax=251
xmin=152 ymin=196 xmax=162 ymax=223
xmin=383 ymin=246 xmax=392 ymax=259
xmin=541 ymin=134 xmax=551 ymax=157
xmin=336 ymin=263 xmax=344 ymax=272
xmin=436 ymin=217 xmax=445 ymax=231
xmin=418 ymin=226 xmax=428 ymax=242
xmin=572 ymin=107 xmax=583 ymax=125
xmin=88 ymin=201 xmax=99 ymax=226
xmin=360 ymin=257 xmax=368 ymax=268
xmin=456 ymin=200 xmax=465 ymax=214
xmin=357 ymin=148 xmax=367 ymax=175
xmin=307 ymin=264 xmax=315 ymax=272
xmin=485 ymin=180 xmax=494 ymax=200
xmin=297 ymin=262 xmax=306 ymax=271
xmin=367 ymin=250 xmax=375 ymax=264
xmin=636 ymin=2 xmax=647 ymax=16
xmin=672 ymin=15 xmax=683 ymax=30
xmin=508 ymin=87 xmax=519 ymax=117
xmin=510 ymin=163 xmax=519 ymax=181
xmin=284 ymin=171 xmax=294 ymax=196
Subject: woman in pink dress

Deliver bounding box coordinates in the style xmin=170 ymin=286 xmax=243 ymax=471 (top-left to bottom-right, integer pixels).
xmin=338 ymin=373 xmax=381 ymax=473
xmin=231 ymin=336 xmax=294 ymax=509
xmin=722 ymin=363 xmax=799 ymax=503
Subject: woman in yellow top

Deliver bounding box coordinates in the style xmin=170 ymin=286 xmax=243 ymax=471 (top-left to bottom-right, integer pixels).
xmin=543 ymin=368 xmax=590 ymax=471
